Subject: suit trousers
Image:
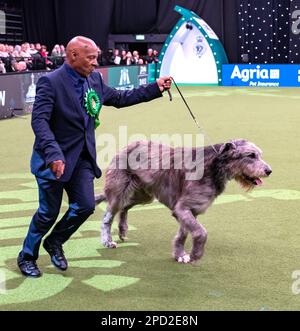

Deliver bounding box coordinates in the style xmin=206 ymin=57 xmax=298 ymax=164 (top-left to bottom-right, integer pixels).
xmin=21 ymin=154 xmax=95 ymax=260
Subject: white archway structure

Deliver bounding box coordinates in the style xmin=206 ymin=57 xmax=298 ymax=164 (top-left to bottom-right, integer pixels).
xmin=157 ymin=6 xmax=228 ymax=85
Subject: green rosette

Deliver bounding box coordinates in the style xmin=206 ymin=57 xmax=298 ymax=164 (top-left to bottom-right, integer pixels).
xmin=84 ymin=88 xmax=101 ymax=128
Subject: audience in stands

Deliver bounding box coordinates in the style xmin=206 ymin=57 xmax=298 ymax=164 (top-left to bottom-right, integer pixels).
xmin=0 ymin=41 xmax=160 ymax=74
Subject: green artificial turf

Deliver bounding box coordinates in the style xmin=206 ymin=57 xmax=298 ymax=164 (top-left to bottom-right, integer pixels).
xmin=0 ymin=87 xmax=300 ymax=310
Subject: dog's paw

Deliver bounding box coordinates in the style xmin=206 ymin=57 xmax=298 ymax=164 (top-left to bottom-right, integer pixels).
xmin=103 ymin=241 xmax=118 ymax=248
xmin=176 ymin=254 xmax=191 ymax=264
xmin=118 ymin=234 xmax=127 ymax=242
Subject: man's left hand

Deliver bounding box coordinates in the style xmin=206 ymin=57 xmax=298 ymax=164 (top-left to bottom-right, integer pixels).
xmin=156 ymin=76 xmax=172 ymax=93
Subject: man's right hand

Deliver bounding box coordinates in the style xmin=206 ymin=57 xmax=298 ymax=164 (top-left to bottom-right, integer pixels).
xmin=50 ymin=160 xmax=65 ymax=179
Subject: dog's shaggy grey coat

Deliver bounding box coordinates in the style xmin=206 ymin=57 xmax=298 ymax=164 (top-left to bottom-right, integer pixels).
xmin=96 ymin=139 xmax=272 ymax=264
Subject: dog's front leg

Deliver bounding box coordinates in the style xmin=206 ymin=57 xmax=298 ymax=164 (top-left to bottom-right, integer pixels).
xmin=173 ymin=206 xmax=207 ymax=263
xmin=172 ymin=225 xmax=190 ymax=263
xmin=189 ymin=222 xmax=207 ymax=262
xmin=101 ymin=210 xmax=117 ymax=248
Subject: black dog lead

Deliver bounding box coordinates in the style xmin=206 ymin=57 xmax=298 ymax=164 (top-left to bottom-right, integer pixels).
xmin=167 ymin=77 xmax=219 ymax=154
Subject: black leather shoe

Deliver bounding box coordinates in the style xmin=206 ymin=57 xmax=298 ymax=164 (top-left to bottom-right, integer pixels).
xmin=17 ymin=253 xmax=42 ymax=278
xmin=43 ymin=239 xmax=68 ymax=271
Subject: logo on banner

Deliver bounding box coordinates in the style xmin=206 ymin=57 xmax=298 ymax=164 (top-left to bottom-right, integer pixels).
xmin=223 ymin=64 xmax=300 ymax=87
xmin=229 ymin=65 xmax=281 ymax=86
xmin=139 ymin=66 xmax=147 ymax=75
xmin=231 ymin=65 xmax=280 ymax=82
xmin=119 ymin=68 xmax=130 ymax=86
xmin=118 ymin=68 xmax=134 ymax=90
xmin=138 ymin=66 xmax=148 ymax=86
xmin=25 ymin=73 xmax=36 ymax=103
xmin=193 ymin=36 xmax=206 ymax=59
xmin=0 ymin=90 xmax=5 ymax=107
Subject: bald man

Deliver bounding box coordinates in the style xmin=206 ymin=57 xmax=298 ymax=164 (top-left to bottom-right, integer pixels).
xmin=17 ymin=36 xmax=171 ymax=277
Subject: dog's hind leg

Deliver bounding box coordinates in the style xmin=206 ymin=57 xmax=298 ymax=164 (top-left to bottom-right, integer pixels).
xmin=173 ymin=206 xmax=207 ymax=263
xmin=118 ymin=189 xmax=154 ymax=242
xmin=118 ymin=208 xmax=129 ymax=242
xmin=101 ymin=206 xmax=118 ymax=248
xmin=172 ymin=226 xmax=190 ymax=263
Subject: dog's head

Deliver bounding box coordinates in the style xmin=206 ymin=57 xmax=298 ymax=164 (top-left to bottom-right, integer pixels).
xmin=219 ymin=139 xmax=272 ymax=190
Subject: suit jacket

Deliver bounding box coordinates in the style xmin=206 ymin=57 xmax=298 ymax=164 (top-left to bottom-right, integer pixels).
xmin=31 ymin=63 xmax=162 ymax=182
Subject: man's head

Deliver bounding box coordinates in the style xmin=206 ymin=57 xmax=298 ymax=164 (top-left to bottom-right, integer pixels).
xmin=147 ymin=48 xmax=153 ymax=56
xmin=66 ymin=36 xmax=99 ymax=77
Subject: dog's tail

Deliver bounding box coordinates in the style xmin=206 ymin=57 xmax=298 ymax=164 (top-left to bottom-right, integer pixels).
xmin=95 ymin=193 xmax=107 ymax=205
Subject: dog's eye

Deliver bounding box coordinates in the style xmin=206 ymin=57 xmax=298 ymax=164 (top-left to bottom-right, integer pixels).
xmin=248 ymin=153 xmax=256 ymax=159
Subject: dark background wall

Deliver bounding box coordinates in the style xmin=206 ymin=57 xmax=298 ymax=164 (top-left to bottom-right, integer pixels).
xmin=17 ymin=0 xmax=240 ymax=63
xmin=238 ymin=0 xmax=300 ymax=64
xmin=1 ymin=0 xmax=300 ymax=64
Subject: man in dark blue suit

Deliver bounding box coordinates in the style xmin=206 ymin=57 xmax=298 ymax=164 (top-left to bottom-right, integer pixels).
xmin=17 ymin=36 xmax=171 ymax=277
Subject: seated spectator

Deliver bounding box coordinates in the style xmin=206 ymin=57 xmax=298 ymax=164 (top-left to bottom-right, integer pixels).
xmin=153 ymin=49 xmax=159 ymax=63
xmin=132 ymin=50 xmax=140 ymax=64
xmin=120 ymin=50 xmax=127 ymax=65
xmin=26 ymin=44 xmax=45 ymax=70
xmin=51 ymin=44 xmax=61 ymax=57
xmin=20 ymin=42 xmax=31 ymax=60
xmin=97 ymin=47 xmax=105 ymax=66
xmin=0 ymin=44 xmax=9 ymax=58
xmin=49 ymin=44 xmax=65 ymax=69
xmin=104 ymin=48 xmax=114 ymax=65
xmin=144 ymin=48 xmax=155 ymax=64
xmin=31 ymin=52 xmax=46 ymax=70
xmin=113 ymin=49 xmax=121 ymax=65
xmin=12 ymin=45 xmax=21 ymax=58
xmin=125 ymin=51 xmax=134 ymax=65
xmin=35 ymin=43 xmax=42 ymax=53
xmin=40 ymin=45 xmax=53 ymax=69
xmin=7 ymin=45 xmax=14 ymax=56
xmin=29 ymin=44 xmax=38 ymax=55
xmin=40 ymin=45 xmax=48 ymax=57
xmin=51 ymin=56 xmax=65 ymax=69
xmin=11 ymin=60 xmax=27 ymax=72
xmin=60 ymin=45 xmax=66 ymax=57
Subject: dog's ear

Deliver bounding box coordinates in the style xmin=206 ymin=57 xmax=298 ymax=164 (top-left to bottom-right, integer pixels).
xmin=219 ymin=141 xmax=236 ymax=154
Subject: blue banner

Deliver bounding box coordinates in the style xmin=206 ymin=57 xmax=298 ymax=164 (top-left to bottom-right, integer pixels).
xmin=222 ymin=64 xmax=300 ymax=87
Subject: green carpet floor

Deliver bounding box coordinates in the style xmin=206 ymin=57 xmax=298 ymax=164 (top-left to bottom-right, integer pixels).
xmin=0 ymin=87 xmax=300 ymax=310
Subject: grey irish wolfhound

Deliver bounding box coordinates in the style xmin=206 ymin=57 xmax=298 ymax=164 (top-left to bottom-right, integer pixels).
xmin=95 ymin=139 xmax=272 ymax=264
